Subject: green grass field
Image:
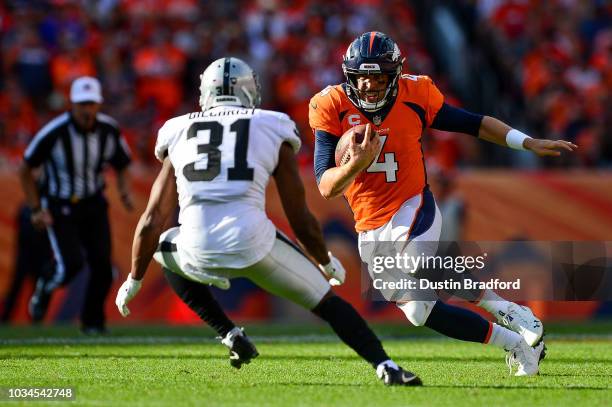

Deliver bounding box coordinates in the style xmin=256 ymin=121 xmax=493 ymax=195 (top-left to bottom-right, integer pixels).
xmin=1 ymin=322 xmax=611 ymax=406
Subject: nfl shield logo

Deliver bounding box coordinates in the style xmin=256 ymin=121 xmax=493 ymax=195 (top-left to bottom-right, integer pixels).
xmin=373 ymin=116 xmax=382 ymax=126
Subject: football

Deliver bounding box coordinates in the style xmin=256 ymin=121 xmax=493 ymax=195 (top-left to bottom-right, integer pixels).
xmin=334 ymin=124 xmax=369 ymax=166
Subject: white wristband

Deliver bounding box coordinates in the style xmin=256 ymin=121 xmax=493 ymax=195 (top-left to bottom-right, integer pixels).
xmin=506 ymin=129 xmax=531 ymax=150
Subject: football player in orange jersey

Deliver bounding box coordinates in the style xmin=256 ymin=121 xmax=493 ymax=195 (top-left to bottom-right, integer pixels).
xmin=309 ymin=32 xmax=577 ymax=376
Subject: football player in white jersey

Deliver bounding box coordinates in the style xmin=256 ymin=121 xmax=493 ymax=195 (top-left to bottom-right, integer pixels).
xmin=115 ymin=57 xmax=422 ymax=386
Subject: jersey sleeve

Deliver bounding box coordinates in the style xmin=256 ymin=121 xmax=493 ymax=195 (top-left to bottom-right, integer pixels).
xmin=276 ymin=113 xmax=301 ymax=153
xmin=308 ymin=87 xmax=343 ymax=136
xmin=23 ymin=129 xmax=56 ymax=167
xmin=154 ymin=119 xmax=176 ymax=162
xmin=109 ymin=132 xmax=132 ymax=170
xmin=314 ymin=130 xmax=338 ymax=184
xmin=23 ymin=115 xmax=68 ymax=167
xmin=423 ymin=76 xmax=445 ymax=127
xmin=430 ymin=103 xmax=483 ymax=136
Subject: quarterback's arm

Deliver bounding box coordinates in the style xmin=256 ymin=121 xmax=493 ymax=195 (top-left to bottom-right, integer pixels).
xmin=317 ymin=160 xmax=363 ymax=200
xmin=274 ymin=142 xmax=330 ymax=265
xmin=478 ymin=116 xmax=577 ymax=156
xmin=315 ymin=125 xmax=379 ymax=199
xmin=431 ymin=103 xmax=577 ymax=156
xmin=130 ymin=157 xmax=177 ymax=280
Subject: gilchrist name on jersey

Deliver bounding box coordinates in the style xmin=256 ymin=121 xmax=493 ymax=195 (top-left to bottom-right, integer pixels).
xmin=154 ymin=106 xmax=301 ymax=269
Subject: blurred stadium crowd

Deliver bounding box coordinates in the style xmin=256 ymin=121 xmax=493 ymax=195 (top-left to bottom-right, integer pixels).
xmin=0 ymin=0 xmax=610 ymax=168
xmin=474 ymin=0 xmax=611 ymax=167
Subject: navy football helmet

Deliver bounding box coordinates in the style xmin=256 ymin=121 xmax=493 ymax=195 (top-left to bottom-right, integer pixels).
xmin=342 ymin=32 xmax=404 ymax=111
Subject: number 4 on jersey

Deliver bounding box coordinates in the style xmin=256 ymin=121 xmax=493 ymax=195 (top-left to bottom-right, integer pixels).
xmin=367 ymin=135 xmax=398 ymax=182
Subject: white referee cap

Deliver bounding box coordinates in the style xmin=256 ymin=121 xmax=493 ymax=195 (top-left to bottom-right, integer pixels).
xmin=70 ymin=76 xmax=103 ymax=104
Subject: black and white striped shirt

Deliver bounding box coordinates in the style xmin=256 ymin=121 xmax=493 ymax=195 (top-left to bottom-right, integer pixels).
xmin=23 ymin=112 xmax=131 ymax=201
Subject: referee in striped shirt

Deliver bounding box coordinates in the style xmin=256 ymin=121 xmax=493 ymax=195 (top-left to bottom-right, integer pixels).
xmin=18 ymin=76 xmax=133 ymax=334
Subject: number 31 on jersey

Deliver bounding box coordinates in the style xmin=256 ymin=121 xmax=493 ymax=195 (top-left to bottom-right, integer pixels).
xmin=183 ymin=119 xmax=254 ymax=182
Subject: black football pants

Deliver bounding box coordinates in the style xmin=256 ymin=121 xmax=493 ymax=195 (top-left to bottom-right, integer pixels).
xmin=44 ymin=195 xmax=113 ymax=328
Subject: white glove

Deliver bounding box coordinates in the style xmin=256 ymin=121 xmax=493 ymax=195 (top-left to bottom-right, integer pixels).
xmin=115 ymin=275 xmax=142 ymax=317
xmin=318 ymin=251 xmax=346 ymax=286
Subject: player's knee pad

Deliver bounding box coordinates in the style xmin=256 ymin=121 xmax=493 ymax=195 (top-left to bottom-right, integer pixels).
xmin=397 ymin=301 xmax=436 ymax=326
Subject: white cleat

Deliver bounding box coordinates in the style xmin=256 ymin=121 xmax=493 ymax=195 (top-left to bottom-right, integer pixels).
xmin=497 ymin=303 xmax=544 ymax=347
xmin=506 ymin=339 xmax=542 ymax=376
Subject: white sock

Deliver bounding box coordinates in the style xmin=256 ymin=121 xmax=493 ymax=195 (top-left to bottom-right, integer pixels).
xmin=486 ymin=323 xmax=522 ymax=351
xmin=376 ymin=359 xmax=399 ymax=377
xmin=477 ymin=290 xmax=511 ymax=319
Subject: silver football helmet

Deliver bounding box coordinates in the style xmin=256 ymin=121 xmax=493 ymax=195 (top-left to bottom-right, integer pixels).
xmin=199 ymin=57 xmax=261 ymax=111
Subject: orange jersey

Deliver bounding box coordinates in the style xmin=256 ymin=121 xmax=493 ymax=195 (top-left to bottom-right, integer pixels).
xmin=309 ymin=75 xmax=444 ymax=232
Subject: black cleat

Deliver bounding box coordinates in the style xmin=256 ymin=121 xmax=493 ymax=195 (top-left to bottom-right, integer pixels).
xmin=378 ymin=366 xmax=423 ymax=386
xmin=28 ymin=277 xmax=53 ymax=323
xmin=539 ymin=343 xmax=547 ymax=362
xmin=229 ymin=334 xmax=259 ymax=369
xmin=221 ymin=328 xmax=259 ymax=369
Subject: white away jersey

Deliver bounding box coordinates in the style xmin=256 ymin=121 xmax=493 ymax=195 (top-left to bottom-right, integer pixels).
xmin=155 ymin=106 xmax=301 ymax=268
